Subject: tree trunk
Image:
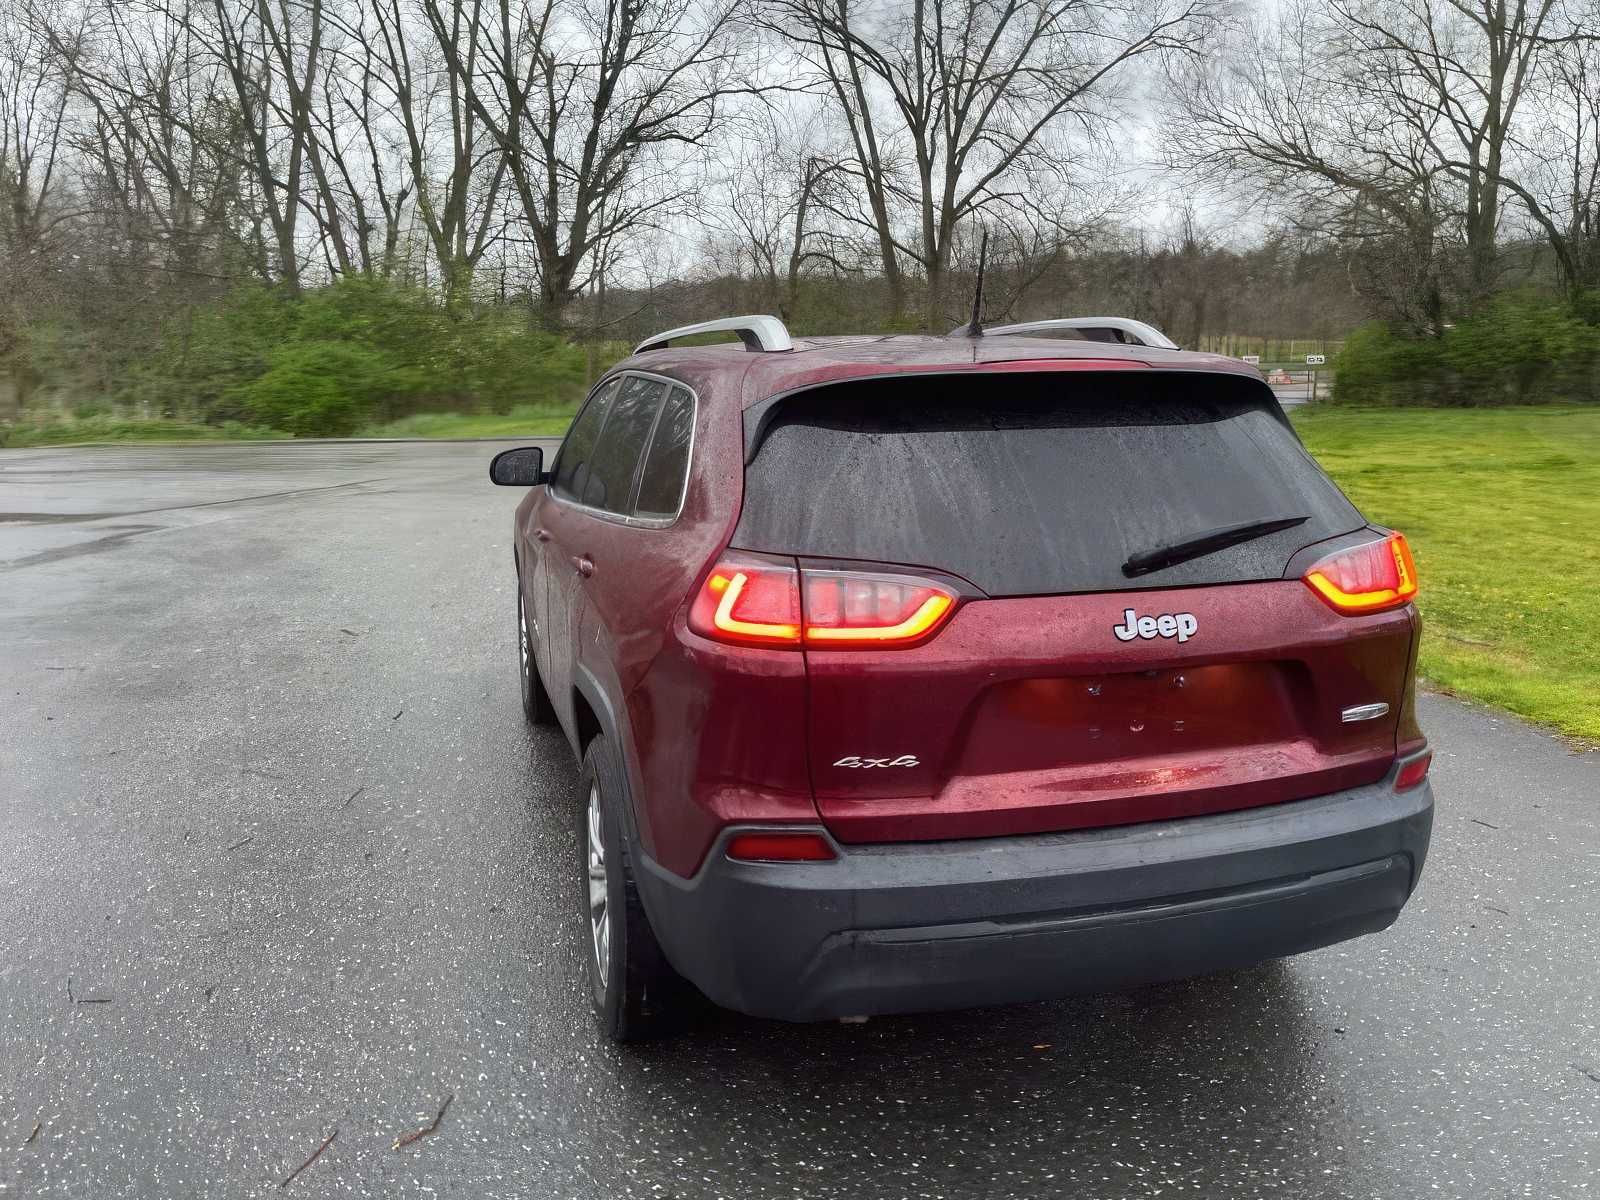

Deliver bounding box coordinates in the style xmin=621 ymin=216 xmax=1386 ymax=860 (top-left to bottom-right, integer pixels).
xmin=925 ymin=260 xmax=946 ymax=332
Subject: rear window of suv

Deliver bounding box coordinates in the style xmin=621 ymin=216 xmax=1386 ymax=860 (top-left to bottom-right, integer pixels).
xmin=732 ymin=372 xmax=1363 ymax=596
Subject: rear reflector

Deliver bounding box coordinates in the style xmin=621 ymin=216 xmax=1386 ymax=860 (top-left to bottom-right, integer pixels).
xmin=689 ymin=559 xmax=957 ymax=649
xmin=1395 ymin=751 xmax=1432 ymax=791
xmin=726 ymin=831 xmax=837 ymax=862
xmin=1304 ymin=532 xmax=1418 ymax=613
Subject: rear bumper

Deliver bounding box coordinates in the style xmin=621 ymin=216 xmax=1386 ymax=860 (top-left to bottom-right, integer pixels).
xmin=634 ymin=775 xmax=1434 ymax=1022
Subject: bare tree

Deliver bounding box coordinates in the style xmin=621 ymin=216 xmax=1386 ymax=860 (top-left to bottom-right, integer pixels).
xmin=1336 ymin=0 xmax=1585 ymax=301
xmin=326 ymin=0 xmax=506 ymax=301
xmin=765 ymin=0 xmax=1213 ymax=326
xmin=701 ymin=103 xmax=860 ymax=320
xmin=428 ymin=0 xmax=761 ymax=329
xmin=1167 ymin=0 xmax=1594 ymax=323
xmin=0 ymin=2 xmax=73 ymax=294
xmin=45 ymin=1 xmax=244 ymax=286
xmin=1496 ymin=19 xmax=1600 ymax=301
xmin=0 ymin=0 xmax=74 ymax=392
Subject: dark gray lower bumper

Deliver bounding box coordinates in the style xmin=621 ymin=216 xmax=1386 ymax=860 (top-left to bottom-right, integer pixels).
xmin=634 ymin=777 xmax=1434 ymax=1022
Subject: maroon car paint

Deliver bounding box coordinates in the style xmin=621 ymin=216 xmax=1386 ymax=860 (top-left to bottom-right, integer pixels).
xmin=514 ymin=336 xmax=1426 ymax=879
xmin=804 ymin=582 xmax=1415 ymax=843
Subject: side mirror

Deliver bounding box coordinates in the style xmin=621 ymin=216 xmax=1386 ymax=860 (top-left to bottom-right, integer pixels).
xmin=489 ymin=446 xmax=546 ymax=487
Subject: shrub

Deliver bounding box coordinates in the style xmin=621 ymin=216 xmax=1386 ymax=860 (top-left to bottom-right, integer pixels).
xmin=230 ymin=341 xmax=410 ymax=437
xmin=1334 ymin=291 xmax=1600 ymax=406
xmin=141 ymin=276 xmax=591 ymax=431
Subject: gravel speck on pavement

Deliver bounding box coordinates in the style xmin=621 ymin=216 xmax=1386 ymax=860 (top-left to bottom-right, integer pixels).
xmin=1 ymin=441 xmax=1596 ymax=1198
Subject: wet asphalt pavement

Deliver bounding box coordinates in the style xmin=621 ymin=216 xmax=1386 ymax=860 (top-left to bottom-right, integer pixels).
xmin=2 ymin=440 xmax=1597 ymax=1199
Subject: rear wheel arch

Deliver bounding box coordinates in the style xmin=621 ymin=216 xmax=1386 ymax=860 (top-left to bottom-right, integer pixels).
xmin=569 ymin=666 xmax=649 ymax=849
xmin=571 ymin=685 xmax=604 ymax=759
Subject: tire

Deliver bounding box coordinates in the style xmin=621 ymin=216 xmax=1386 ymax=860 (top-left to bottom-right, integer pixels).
xmin=517 ymin=584 xmax=557 ymax=726
xmin=579 ymin=734 xmax=678 ymax=1041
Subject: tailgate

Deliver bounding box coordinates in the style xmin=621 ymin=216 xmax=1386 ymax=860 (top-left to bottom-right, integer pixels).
xmin=805 ymin=581 xmax=1415 ymax=842
xmin=730 ymin=367 xmax=1407 ymax=843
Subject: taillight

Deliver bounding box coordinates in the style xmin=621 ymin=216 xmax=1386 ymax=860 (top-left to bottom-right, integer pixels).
xmin=801 ymin=570 xmax=954 ymax=645
xmin=726 ymin=831 xmax=837 ymax=862
xmin=1303 ymin=532 xmax=1418 ymax=613
xmin=689 ymin=559 xmax=957 ymax=649
xmin=687 ymin=560 xmax=802 ymax=647
xmin=1395 ymin=750 xmax=1432 ymax=791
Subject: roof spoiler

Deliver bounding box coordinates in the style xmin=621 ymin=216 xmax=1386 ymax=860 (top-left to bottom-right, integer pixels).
xmin=634 ymin=315 xmax=793 ymax=355
xmin=945 ymin=316 xmax=1178 ymax=350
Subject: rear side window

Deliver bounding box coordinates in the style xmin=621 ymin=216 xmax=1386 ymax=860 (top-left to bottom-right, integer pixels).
xmin=634 ymin=386 xmax=694 ymax=517
xmin=551 ymin=378 xmax=617 ymax=502
xmin=581 ymin=376 xmax=667 ymax=512
xmin=733 ymin=373 xmax=1363 ymax=596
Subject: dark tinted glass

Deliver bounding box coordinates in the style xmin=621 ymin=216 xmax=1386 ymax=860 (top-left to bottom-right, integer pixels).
xmin=733 ymin=373 xmax=1363 ymax=596
xmin=551 ymin=379 xmax=617 ymax=502
xmin=581 ymin=376 xmax=666 ymax=512
xmin=634 ymin=387 xmax=694 ymax=516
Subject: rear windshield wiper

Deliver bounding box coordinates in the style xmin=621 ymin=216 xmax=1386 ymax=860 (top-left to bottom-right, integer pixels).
xmin=1122 ymin=515 xmax=1309 ymax=578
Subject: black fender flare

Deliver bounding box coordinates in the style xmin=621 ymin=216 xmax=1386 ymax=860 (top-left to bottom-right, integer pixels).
xmin=571 ymin=662 xmax=649 ymax=852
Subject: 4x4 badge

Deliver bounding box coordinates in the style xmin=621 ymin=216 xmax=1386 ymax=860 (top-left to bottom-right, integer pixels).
xmin=1113 ymin=608 xmax=1198 ymax=644
xmin=833 ymin=755 xmax=920 ymax=769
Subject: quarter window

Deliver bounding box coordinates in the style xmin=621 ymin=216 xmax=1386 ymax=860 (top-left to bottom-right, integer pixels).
xmin=580 ymin=376 xmax=667 ymax=513
xmin=634 ymin=386 xmax=694 ymax=517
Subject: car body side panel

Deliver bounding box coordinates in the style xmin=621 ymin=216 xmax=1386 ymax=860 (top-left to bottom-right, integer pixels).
xmin=533 ymin=490 xmax=591 ymax=741
xmin=554 ymin=367 xmax=819 ymax=871
xmin=630 ymin=620 xmax=819 ymax=877
xmin=514 ymin=489 xmax=556 ymax=710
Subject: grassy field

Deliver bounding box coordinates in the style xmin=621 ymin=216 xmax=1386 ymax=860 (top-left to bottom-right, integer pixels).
xmin=357 ymin=404 xmax=574 ymax=439
xmin=0 ymin=405 xmax=574 ymax=447
xmin=1293 ymin=405 xmax=1600 ymax=742
xmin=0 ymin=415 xmax=286 ymax=447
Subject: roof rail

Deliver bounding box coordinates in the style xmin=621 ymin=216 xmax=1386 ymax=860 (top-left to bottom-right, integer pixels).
xmin=947 ymin=316 xmax=1178 ymax=350
xmin=634 ymin=314 xmax=793 ymax=355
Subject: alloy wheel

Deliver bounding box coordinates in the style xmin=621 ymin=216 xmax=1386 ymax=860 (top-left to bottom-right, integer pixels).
xmin=518 ymin=596 xmax=531 ymax=682
xmin=586 ymin=782 xmax=610 ymax=981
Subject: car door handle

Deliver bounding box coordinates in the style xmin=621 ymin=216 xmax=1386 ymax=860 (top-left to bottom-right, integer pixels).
xmin=533 ymin=527 xmax=551 ymax=542
xmin=570 ymin=555 xmax=594 ymax=578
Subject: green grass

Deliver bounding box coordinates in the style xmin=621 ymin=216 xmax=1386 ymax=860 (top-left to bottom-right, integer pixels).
xmin=356 ymin=404 xmax=575 ymax=439
xmin=0 ymin=414 xmax=285 ymax=448
xmin=0 ymin=404 xmax=577 ymax=447
xmin=1293 ymin=405 xmax=1600 ymax=742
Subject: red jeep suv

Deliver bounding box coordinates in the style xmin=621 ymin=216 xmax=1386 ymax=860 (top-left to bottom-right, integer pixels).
xmin=489 ymin=314 xmax=1434 ymax=1041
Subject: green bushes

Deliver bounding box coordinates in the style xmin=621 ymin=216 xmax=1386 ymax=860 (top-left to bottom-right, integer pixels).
xmin=231 ymin=342 xmax=405 ymax=438
xmin=1334 ymin=291 xmax=1600 ymax=406
xmin=149 ymin=277 xmax=589 ymax=436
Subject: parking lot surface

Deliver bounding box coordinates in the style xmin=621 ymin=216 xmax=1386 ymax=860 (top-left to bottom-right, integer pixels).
xmin=2 ymin=441 xmax=1596 ymax=1198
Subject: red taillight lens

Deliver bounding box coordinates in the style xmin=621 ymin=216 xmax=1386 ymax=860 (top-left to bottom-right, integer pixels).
xmin=726 ymin=831 xmax=837 ymax=862
xmin=1304 ymin=533 xmax=1419 ymax=613
xmin=689 ymin=560 xmax=957 ymax=649
xmin=1395 ymin=750 xmax=1432 ymax=791
xmin=688 ymin=559 xmax=803 ymax=647
xmin=801 ymin=570 xmax=955 ymax=646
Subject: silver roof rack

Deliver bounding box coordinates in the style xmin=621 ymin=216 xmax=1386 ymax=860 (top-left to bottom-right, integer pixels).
xmin=947 ymin=316 xmax=1178 ymax=350
xmin=635 ymin=314 xmax=793 ymax=355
